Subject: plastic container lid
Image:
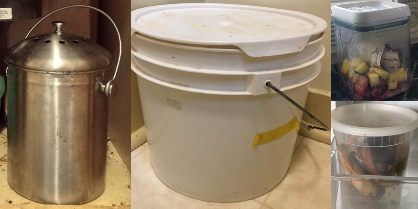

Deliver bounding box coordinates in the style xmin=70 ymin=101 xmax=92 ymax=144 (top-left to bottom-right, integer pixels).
xmin=331 ymin=103 xmax=418 ymax=137
xmin=131 ymin=3 xmax=327 ymax=57
xmin=331 ymin=1 xmax=410 ymax=26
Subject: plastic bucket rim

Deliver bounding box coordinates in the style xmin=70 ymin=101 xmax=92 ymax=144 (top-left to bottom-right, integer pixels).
xmin=331 ymin=103 xmax=418 ymax=137
xmin=131 ymin=59 xmax=321 ymax=96
xmin=131 ymin=30 xmax=326 ymax=55
xmin=333 ymin=129 xmax=413 ymax=147
xmin=131 ymin=44 xmax=325 ymax=76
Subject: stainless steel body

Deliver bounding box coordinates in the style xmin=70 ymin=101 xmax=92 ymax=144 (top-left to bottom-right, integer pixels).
xmin=5 ymin=5 xmax=122 ymax=204
xmin=0 ymin=0 xmax=42 ymax=21
xmin=7 ymin=68 xmax=109 ymax=204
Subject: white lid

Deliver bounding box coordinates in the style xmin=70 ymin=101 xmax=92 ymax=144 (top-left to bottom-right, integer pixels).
xmin=331 ymin=103 xmax=418 ymax=137
xmin=131 ymin=3 xmax=327 ymax=57
xmin=332 ymin=1 xmax=410 ymax=26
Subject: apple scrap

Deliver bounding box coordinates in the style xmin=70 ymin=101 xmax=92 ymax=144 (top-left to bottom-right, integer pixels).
xmin=340 ymin=44 xmax=409 ymax=100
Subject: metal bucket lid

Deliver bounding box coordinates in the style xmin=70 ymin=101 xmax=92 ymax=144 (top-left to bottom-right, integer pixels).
xmin=6 ymin=21 xmax=113 ymax=73
xmin=131 ymin=3 xmax=327 ymax=57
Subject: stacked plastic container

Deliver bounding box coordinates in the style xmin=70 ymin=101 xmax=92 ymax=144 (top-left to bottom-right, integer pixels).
xmin=131 ymin=3 xmax=327 ymax=202
xmin=331 ymin=103 xmax=418 ymax=208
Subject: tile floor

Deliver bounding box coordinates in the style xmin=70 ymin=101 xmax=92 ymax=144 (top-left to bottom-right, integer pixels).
xmin=0 ymin=126 xmax=131 ymax=209
xmin=132 ymin=135 xmax=331 ymax=209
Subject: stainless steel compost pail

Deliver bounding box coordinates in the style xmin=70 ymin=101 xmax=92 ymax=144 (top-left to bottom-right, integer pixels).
xmin=5 ymin=5 xmax=121 ymax=204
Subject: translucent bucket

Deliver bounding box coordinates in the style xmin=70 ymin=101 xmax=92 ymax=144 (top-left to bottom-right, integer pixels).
xmin=332 ymin=103 xmax=418 ymax=208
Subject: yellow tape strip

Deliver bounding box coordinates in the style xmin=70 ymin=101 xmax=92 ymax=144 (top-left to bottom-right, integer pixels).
xmin=253 ymin=117 xmax=300 ymax=147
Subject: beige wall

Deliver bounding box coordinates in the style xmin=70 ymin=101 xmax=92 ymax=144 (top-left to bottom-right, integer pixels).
xmin=99 ymin=0 xmax=131 ymax=170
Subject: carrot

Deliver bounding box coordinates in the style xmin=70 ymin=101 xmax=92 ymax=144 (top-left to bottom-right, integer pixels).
xmin=338 ymin=151 xmax=358 ymax=174
xmin=362 ymin=146 xmax=379 ymax=175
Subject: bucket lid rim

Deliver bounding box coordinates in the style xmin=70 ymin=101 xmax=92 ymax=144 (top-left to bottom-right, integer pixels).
xmin=131 ymin=3 xmax=327 ymax=57
xmin=331 ymin=103 xmax=418 ymax=137
xmin=132 ymin=31 xmax=326 ymax=55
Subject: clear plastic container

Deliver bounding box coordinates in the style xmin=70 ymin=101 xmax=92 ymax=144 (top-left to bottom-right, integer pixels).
xmin=331 ymin=137 xmax=418 ymax=209
xmin=334 ymin=133 xmax=411 ymax=209
xmin=335 ymin=132 xmax=412 ymax=176
xmin=331 ymin=103 xmax=418 ymax=209
xmin=332 ymin=1 xmax=411 ymax=100
xmin=332 ymin=136 xmax=418 ymax=209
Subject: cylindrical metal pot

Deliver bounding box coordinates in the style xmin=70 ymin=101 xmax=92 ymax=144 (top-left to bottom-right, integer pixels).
xmin=5 ymin=5 xmax=121 ymax=204
xmin=0 ymin=0 xmax=42 ymax=21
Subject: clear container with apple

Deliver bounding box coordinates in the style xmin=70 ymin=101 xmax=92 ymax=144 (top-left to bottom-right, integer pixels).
xmin=332 ymin=1 xmax=411 ymax=100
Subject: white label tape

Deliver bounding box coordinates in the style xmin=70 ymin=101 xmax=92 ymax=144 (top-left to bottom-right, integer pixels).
xmin=0 ymin=8 xmax=12 ymax=20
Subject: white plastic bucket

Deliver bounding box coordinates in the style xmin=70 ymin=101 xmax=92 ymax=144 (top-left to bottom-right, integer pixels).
xmin=132 ymin=3 xmax=327 ymax=202
xmin=132 ymin=62 xmax=313 ymax=202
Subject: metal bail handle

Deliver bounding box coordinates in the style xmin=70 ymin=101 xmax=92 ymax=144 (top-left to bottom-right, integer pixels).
xmin=25 ymin=5 xmax=122 ymax=98
xmin=265 ymin=81 xmax=330 ymax=132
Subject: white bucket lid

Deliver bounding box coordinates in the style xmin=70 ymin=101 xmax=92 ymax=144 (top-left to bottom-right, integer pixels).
xmin=331 ymin=1 xmax=410 ymax=26
xmin=131 ymin=3 xmax=327 ymax=57
xmin=331 ymin=103 xmax=418 ymax=137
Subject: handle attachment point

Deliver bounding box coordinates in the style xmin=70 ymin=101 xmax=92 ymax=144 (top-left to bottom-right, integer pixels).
xmin=100 ymin=80 xmax=118 ymax=98
xmin=52 ymin=21 xmax=66 ymax=34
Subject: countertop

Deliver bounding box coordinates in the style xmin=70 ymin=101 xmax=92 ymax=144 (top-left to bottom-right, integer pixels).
xmin=0 ymin=126 xmax=131 ymax=209
xmin=132 ymin=135 xmax=331 ymax=209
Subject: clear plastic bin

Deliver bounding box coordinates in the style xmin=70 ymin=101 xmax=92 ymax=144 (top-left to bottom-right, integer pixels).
xmin=332 ymin=137 xmax=418 ymax=209
xmin=332 ymin=1 xmax=411 ymax=100
xmin=335 ymin=132 xmax=412 ymax=176
xmin=331 ymin=103 xmax=418 ymax=209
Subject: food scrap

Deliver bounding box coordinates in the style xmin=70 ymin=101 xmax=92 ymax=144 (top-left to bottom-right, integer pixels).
xmin=337 ymin=135 xmax=409 ymax=209
xmin=339 ymin=44 xmax=409 ymax=100
xmin=0 ymin=154 xmax=7 ymax=162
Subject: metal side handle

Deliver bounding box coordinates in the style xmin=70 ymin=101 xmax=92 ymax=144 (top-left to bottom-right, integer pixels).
xmin=25 ymin=5 xmax=121 ymax=98
xmin=265 ymin=81 xmax=330 ymax=131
